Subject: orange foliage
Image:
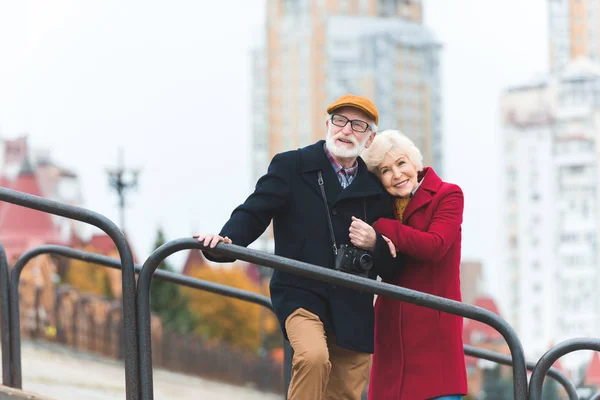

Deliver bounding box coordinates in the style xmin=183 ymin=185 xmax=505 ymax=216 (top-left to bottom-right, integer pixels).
xmin=65 ymin=244 xmax=116 ymax=298
xmin=183 ymin=264 xmax=279 ymax=352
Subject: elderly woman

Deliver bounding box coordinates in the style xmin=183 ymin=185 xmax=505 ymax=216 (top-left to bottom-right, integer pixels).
xmin=351 ymin=130 xmax=467 ymax=400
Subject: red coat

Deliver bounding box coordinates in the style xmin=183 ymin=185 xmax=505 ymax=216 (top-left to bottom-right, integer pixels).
xmin=368 ymin=167 xmax=467 ymax=400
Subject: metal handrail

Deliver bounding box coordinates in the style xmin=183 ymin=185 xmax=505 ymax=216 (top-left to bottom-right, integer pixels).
xmin=0 ymin=187 xmax=139 ymax=399
xmin=5 ymin=244 xmax=577 ymax=399
xmin=529 ymin=338 xmax=600 ymax=400
xmin=6 ymin=245 xmax=273 ymax=392
xmin=136 ymin=238 xmax=528 ymax=400
xmin=0 ymin=244 xmax=11 ymax=385
xmin=463 ymin=345 xmax=577 ymax=400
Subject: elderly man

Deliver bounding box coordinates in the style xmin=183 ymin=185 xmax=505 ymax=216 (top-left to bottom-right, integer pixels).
xmin=196 ymin=94 xmax=397 ymax=400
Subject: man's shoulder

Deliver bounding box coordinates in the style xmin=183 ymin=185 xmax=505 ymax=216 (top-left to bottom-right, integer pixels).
xmin=271 ymin=140 xmax=325 ymax=168
xmin=358 ymin=159 xmax=387 ymax=192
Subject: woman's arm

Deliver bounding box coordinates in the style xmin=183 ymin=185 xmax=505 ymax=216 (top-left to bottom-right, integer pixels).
xmin=373 ymin=186 xmax=463 ymax=262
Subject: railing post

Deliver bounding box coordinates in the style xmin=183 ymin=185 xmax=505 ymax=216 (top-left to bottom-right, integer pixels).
xmin=529 ymin=338 xmax=600 ymax=400
xmin=463 ymin=345 xmax=577 ymax=400
xmin=0 ymin=244 xmax=11 ymax=386
xmin=0 ymin=186 xmax=139 ymax=399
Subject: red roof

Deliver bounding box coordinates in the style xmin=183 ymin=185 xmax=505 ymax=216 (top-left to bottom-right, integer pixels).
xmin=0 ymin=176 xmax=10 ymax=188
xmin=463 ymin=296 xmax=504 ymax=345
xmin=2 ymin=136 xmax=28 ymax=166
xmin=0 ymin=170 xmax=61 ymax=260
xmin=68 ymin=228 xmax=86 ymax=248
xmin=0 ymin=176 xmax=10 ymax=216
xmin=584 ymin=352 xmax=600 ymax=387
xmin=86 ymin=233 xmax=139 ymax=263
xmin=89 ymin=233 xmax=118 ymax=254
xmin=182 ymin=249 xmax=209 ymax=276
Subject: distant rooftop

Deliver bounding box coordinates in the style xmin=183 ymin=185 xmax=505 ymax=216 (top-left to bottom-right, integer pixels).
xmin=505 ymin=57 xmax=600 ymax=92
xmin=327 ymin=15 xmax=440 ymax=47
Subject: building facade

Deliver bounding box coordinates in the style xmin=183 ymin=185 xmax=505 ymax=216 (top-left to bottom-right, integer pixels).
xmin=500 ymin=59 xmax=600 ymax=371
xmin=549 ymin=0 xmax=600 ymax=72
xmin=251 ymin=0 xmax=442 ymax=253
xmin=253 ymin=0 xmax=442 ymax=181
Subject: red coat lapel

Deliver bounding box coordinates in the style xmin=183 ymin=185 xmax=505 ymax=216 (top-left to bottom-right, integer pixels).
xmin=403 ymin=167 xmax=442 ymax=222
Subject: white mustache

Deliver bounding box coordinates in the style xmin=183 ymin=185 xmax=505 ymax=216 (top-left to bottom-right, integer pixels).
xmin=333 ymin=134 xmax=358 ymax=146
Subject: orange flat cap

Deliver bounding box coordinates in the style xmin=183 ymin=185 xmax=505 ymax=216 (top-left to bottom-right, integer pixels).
xmin=326 ymin=94 xmax=379 ymax=125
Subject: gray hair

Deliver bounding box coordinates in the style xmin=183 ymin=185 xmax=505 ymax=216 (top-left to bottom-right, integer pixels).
xmin=361 ymin=129 xmax=424 ymax=174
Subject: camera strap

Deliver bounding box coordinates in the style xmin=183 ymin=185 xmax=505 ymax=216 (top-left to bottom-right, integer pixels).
xmin=317 ymin=170 xmax=368 ymax=256
xmin=318 ymin=170 xmax=338 ymax=255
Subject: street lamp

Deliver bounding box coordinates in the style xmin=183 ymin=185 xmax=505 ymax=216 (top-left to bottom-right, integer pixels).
xmin=106 ymin=147 xmax=140 ymax=233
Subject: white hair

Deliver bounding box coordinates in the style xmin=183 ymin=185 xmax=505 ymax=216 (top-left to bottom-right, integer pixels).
xmin=325 ymin=114 xmax=378 ymax=133
xmin=361 ymin=129 xmax=424 ymax=174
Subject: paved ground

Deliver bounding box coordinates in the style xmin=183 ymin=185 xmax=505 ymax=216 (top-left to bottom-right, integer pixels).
xmin=5 ymin=340 xmax=283 ymax=400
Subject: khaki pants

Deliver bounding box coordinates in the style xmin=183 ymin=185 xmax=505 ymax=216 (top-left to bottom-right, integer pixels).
xmin=285 ymin=308 xmax=371 ymax=400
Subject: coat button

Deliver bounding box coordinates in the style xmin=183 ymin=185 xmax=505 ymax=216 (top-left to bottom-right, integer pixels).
xmin=331 ymin=208 xmax=337 ymax=215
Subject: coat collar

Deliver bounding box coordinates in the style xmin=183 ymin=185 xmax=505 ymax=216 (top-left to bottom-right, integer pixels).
xmin=299 ymin=140 xmax=383 ymax=205
xmin=402 ymin=167 xmax=442 ymax=222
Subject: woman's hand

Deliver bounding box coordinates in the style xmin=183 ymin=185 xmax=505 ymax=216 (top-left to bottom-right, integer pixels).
xmin=382 ymin=235 xmax=397 ymax=258
xmin=349 ymin=216 xmax=377 ymax=251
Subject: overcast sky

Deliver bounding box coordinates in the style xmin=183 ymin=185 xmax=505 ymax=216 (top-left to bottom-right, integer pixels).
xmin=0 ymin=1 xmax=547 ymax=309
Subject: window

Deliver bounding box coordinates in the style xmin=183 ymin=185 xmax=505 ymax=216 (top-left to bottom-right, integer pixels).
xmin=283 ymin=0 xmax=302 ymax=15
xmin=378 ymin=0 xmax=397 ymax=16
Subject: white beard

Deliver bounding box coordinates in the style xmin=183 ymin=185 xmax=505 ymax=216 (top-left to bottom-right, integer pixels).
xmin=325 ymin=127 xmax=369 ymax=159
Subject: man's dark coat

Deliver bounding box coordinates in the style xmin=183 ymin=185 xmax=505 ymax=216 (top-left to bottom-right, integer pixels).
xmin=215 ymin=140 xmax=397 ymax=353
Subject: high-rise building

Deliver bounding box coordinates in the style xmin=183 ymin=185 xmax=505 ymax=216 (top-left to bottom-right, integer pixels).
xmin=253 ymin=0 xmax=442 ymax=183
xmin=251 ymin=0 xmax=442 ymax=254
xmin=499 ymin=0 xmax=600 ymax=373
xmin=549 ymin=0 xmax=600 ymax=72
xmin=500 ymin=58 xmax=600 ymax=371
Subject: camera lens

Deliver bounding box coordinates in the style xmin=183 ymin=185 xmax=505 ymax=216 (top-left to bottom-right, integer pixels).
xmin=356 ymin=253 xmax=373 ymax=271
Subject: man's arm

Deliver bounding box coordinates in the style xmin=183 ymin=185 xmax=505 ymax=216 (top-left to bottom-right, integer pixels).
xmin=203 ymin=152 xmax=293 ymax=262
xmin=371 ymin=229 xmax=400 ymax=281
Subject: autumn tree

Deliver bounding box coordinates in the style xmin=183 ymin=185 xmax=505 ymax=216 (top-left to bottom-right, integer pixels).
xmin=65 ymin=244 xmax=114 ymax=299
xmin=183 ymin=264 xmax=280 ymax=352
xmin=149 ymin=228 xmax=196 ymax=334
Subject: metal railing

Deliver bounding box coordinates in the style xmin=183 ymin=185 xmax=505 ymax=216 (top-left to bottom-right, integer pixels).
xmin=137 ymin=238 xmax=529 ymax=400
xmin=7 ymin=244 xmax=277 ymax=394
xmin=0 ymin=187 xmax=139 ymax=399
xmin=5 ymin=245 xmax=578 ymax=399
xmin=462 ymin=345 xmax=577 ymax=400
xmin=529 ymin=338 xmax=600 ymax=400
xmin=1 ymin=186 xmax=597 ymax=399
xmin=0 ymin=244 xmax=11 ymax=386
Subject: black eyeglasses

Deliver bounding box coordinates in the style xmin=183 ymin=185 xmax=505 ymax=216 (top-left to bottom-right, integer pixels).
xmin=330 ymin=114 xmax=371 ymax=133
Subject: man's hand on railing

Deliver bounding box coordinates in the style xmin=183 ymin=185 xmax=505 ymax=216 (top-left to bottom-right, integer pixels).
xmin=193 ymin=234 xmax=232 ymax=248
xmin=192 ymin=234 xmax=232 ymax=259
